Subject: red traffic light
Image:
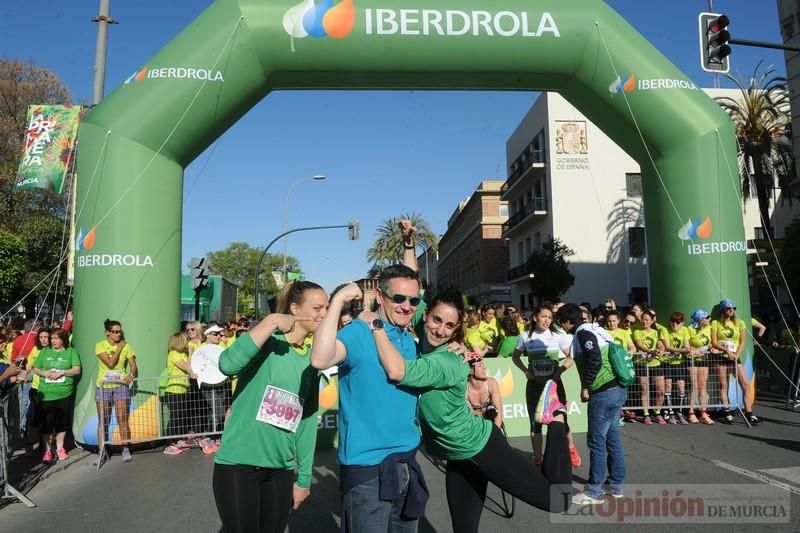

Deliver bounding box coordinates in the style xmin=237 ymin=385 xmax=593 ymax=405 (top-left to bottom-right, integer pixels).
xmin=709 ymin=15 xmax=729 ymax=34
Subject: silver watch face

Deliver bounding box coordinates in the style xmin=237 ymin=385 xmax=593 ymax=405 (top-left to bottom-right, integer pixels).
xmin=372 ymin=319 xmax=384 ymax=330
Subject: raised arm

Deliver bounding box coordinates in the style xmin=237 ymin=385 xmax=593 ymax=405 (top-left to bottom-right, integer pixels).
xmin=219 ymin=313 xmax=304 ymax=375
xmin=310 ymin=283 xmax=362 ymax=370
xmin=400 ymin=219 xmax=419 ymax=272
xmin=357 ymin=309 xmax=407 ymax=381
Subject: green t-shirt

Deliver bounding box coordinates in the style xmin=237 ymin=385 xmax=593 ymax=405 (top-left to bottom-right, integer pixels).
xmin=165 ymin=350 xmax=189 ymax=394
xmin=608 ymin=328 xmax=633 ymax=349
xmin=632 ymin=328 xmax=661 ymax=366
xmin=497 ymin=335 xmax=518 ymax=358
xmin=661 ymin=326 xmax=689 ymax=364
xmin=399 ymin=345 xmax=492 ymax=461
xmin=95 ymin=339 xmax=136 ymax=388
xmin=34 ymin=347 xmax=81 ymax=401
xmin=215 ymin=333 xmax=320 ymax=488
xmin=711 ymin=318 xmax=746 ymax=350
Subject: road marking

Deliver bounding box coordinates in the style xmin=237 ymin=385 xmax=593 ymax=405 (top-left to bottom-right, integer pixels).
xmin=759 ymin=466 xmax=800 ymax=486
xmin=712 ymin=460 xmax=800 ymax=496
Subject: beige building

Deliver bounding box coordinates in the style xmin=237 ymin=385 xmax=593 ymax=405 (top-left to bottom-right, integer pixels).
xmin=503 ymin=90 xmax=800 ymax=311
xmin=436 ymin=180 xmax=510 ymax=304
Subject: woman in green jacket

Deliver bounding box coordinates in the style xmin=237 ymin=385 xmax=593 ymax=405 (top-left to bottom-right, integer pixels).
xmin=360 ymin=288 xmax=571 ymax=533
xmin=213 ymin=280 xmax=326 ymax=533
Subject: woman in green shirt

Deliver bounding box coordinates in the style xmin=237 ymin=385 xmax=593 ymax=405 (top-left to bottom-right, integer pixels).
xmin=31 ymin=328 xmax=80 ymax=463
xmin=363 ymin=289 xmax=571 ymax=533
xmin=213 ymin=280 xmax=325 ymax=533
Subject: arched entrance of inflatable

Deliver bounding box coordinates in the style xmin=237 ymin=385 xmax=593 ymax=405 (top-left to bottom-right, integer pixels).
xmin=72 ymin=0 xmax=750 ymax=444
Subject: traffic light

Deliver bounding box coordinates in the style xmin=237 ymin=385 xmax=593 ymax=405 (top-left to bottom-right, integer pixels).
xmin=699 ymin=12 xmax=731 ymax=73
xmin=348 ymin=220 xmax=359 ymax=240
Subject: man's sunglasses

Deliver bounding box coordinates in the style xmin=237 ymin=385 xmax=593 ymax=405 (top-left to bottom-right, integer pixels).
xmin=384 ymin=291 xmax=421 ymax=306
xmin=108 ymin=329 xmax=122 ymax=334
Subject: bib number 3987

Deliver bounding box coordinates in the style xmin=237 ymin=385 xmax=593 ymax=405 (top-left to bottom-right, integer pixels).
xmin=257 ymin=385 xmax=303 ymax=433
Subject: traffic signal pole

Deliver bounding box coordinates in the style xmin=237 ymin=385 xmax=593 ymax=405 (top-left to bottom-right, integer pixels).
xmin=728 ymin=38 xmax=800 ymax=53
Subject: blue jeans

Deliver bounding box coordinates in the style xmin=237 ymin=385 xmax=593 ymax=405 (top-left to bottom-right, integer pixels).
xmin=585 ymin=385 xmax=627 ymax=498
xmin=341 ymin=462 xmax=418 ymax=533
xmin=19 ymin=382 xmax=32 ymax=434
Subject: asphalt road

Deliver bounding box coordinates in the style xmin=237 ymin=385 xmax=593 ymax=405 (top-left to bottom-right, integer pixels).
xmin=2 ymin=399 xmax=799 ymax=532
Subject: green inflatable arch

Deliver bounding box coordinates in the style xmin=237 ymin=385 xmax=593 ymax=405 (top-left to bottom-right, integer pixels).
xmin=73 ymin=0 xmax=750 ymax=444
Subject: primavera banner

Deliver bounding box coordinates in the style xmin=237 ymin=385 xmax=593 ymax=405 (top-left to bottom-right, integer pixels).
xmin=14 ymin=104 xmax=81 ymax=193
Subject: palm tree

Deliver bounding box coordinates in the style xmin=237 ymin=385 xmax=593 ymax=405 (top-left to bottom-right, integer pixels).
xmin=716 ymin=61 xmax=795 ymax=238
xmin=366 ymin=213 xmax=439 ymax=270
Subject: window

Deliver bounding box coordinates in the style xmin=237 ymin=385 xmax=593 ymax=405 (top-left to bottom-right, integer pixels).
xmin=499 ymin=204 xmax=508 ymax=217
xmin=626 ymin=173 xmax=642 ymax=197
xmin=525 ymin=237 xmax=532 ymax=259
xmin=517 ymin=242 xmax=524 ymax=265
xmin=631 ymin=286 xmax=649 ymax=304
xmin=628 ymin=227 xmax=646 ymax=258
xmin=534 ymin=232 xmax=541 ymax=250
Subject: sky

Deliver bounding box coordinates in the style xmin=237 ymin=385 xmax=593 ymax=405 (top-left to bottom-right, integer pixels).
xmin=0 ymin=0 xmax=789 ymax=294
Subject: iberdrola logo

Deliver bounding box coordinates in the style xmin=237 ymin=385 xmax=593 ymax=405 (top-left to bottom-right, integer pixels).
xmin=75 ymin=227 xmax=97 ymax=252
xmin=678 ymin=216 xmax=713 ymax=241
xmin=283 ymin=0 xmax=355 ymax=49
xmin=609 ymin=74 xmax=636 ymax=94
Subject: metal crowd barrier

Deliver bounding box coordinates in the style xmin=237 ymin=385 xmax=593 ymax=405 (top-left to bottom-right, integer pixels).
xmin=622 ymin=351 xmax=743 ymax=417
xmin=0 ymin=383 xmax=35 ymax=507
xmin=96 ymin=375 xmax=231 ymax=469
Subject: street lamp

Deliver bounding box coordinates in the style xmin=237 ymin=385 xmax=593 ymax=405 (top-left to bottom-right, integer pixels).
xmin=283 ymin=174 xmax=326 ymax=280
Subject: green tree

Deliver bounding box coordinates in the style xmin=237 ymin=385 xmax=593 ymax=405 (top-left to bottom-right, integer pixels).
xmin=366 ymin=213 xmax=439 ymax=269
xmin=0 ymin=230 xmax=27 ymax=304
xmin=716 ymin=62 xmax=795 ymax=238
xmin=199 ymin=242 xmax=301 ymax=313
xmin=0 ymin=59 xmax=73 ymax=314
xmin=525 ymin=238 xmax=575 ymax=301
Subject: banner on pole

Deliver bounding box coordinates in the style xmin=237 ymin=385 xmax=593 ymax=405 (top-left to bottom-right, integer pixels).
xmin=14 ymin=104 xmax=81 ymax=193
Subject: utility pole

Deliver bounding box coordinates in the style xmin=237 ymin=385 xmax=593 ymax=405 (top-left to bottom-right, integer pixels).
xmin=92 ymin=0 xmax=118 ymax=105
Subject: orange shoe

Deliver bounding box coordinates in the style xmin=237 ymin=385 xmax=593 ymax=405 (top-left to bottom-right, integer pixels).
xmin=699 ymin=412 xmax=715 ymax=425
xmin=569 ymin=446 xmax=582 ymax=468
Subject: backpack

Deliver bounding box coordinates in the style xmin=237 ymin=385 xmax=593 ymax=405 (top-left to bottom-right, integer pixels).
xmin=607 ymin=341 xmax=636 ymax=387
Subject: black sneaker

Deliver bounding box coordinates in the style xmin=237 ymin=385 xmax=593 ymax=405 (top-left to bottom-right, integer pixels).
xmin=748 ymin=415 xmax=761 ymax=425
xmin=723 ymin=411 xmax=734 ymax=424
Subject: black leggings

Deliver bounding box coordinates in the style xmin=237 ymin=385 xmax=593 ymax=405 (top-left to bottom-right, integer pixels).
xmin=213 ymin=463 xmax=294 ymax=533
xmin=162 ymin=392 xmax=189 ymax=437
xmin=445 ymin=423 xmax=571 ymax=533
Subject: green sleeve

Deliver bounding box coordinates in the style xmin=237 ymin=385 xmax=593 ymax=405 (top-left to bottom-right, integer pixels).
xmin=399 ymin=352 xmax=460 ymax=389
xmin=294 ymin=370 xmax=320 ymax=488
xmin=70 ymin=348 xmax=81 ymax=367
xmin=412 ymin=299 xmax=427 ymax=328
xmin=34 ymin=351 xmax=45 ymax=369
xmin=218 ymin=333 xmax=263 ymax=376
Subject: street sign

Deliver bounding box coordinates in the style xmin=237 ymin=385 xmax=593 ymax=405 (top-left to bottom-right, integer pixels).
xmin=191 ymin=257 xmax=209 ymax=290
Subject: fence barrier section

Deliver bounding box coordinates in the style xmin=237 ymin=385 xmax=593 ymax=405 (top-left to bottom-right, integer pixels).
xmin=0 ymin=384 xmax=35 ymax=507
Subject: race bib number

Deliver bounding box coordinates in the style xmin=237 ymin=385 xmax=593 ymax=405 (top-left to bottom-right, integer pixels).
xmin=531 ymin=358 xmax=555 ymax=377
xmin=257 ymin=385 xmax=303 ymax=433
xmin=104 ymin=371 xmax=124 ymax=383
xmin=45 ymin=374 xmax=66 ymax=384
xmin=719 ymin=340 xmax=737 ymax=353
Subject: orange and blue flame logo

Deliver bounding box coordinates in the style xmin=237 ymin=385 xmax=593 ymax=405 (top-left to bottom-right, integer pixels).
xmin=283 ymin=0 xmax=355 ymax=40
xmin=75 ymin=227 xmax=96 ymax=251
xmin=319 ymin=378 xmax=338 ymax=409
xmin=609 ymin=74 xmax=637 ymax=94
xmin=678 ymin=216 xmax=713 ymax=241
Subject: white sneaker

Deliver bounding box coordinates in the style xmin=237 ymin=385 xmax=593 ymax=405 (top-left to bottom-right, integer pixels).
xmin=572 ymin=491 xmax=604 ymax=505
xmin=121 ymin=447 xmax=132 ymax=462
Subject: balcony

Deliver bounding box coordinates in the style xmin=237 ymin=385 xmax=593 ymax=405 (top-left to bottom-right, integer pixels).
xmin=502 ymin=196 xmax=548 ymax=236
xmin=501 ymin=150 xmax=547 ymax=200
xmin=506 ymin=264 xmax=532 ymax=284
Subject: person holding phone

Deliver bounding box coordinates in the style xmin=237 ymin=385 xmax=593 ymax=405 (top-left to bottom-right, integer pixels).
xmin=94 ymin=319 xmax=138 ymax=463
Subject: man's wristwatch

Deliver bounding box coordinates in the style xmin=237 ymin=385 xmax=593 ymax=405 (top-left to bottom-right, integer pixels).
xmin=369 ymin=318 xmax=385 ymax=331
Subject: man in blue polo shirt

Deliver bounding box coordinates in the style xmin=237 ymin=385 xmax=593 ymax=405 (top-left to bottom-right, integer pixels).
xmin=312 ymin=221 xmax=426 ymax=533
